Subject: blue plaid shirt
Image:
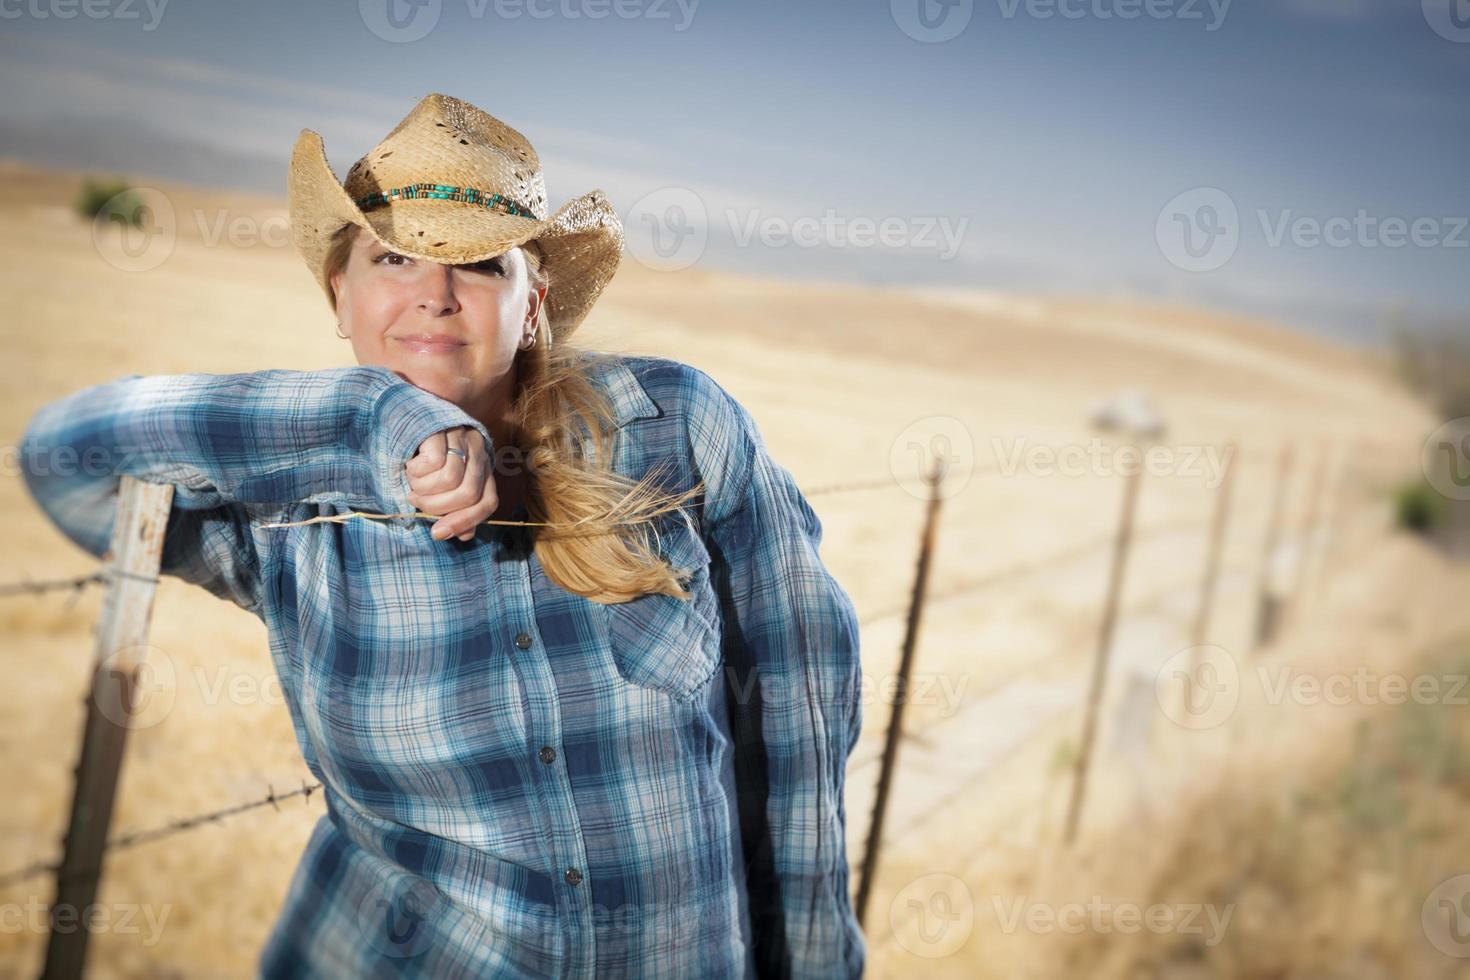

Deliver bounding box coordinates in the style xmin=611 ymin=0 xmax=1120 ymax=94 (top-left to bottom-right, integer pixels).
xmin=20 ymin=353 xmax=866 ymax=979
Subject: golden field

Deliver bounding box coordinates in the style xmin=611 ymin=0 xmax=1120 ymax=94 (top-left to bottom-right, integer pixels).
xmin=2 ymin=159 xmax=1467 ymax=978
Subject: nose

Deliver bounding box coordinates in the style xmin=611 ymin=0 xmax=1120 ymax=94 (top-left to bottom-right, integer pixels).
xmin=416 ymin=262 xmax=461 ymax=316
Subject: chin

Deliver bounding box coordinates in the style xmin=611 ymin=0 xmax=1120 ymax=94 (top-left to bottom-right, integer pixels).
xmin=394 ymin=365 xmax=464 ymax=404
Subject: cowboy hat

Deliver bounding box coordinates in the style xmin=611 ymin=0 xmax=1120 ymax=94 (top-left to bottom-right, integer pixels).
xmin=288 ymin=92 xmax=623 ymax=341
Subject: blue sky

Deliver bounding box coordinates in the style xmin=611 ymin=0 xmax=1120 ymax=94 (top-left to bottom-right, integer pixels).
xmin=0 ymin=0 xmax=1466 ymax=346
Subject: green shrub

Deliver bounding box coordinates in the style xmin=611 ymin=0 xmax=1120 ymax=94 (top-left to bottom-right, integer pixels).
xmin=75 ymin=177 xmax=146 ymax=227
xmin=1394 ymin=479 xmax=1447 ymax=534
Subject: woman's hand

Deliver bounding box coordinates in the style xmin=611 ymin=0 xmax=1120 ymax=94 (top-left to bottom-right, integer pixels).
xmin=405 ymin=426 xmax=497 ymax=541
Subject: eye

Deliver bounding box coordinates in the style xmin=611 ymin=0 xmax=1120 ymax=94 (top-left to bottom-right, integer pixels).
xmin=463 ymin=256 xmax=507 ymax=276
xmin=372 ymin=250 xmax=411 ymax=267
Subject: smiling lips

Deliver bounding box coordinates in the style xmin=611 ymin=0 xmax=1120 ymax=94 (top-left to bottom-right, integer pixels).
xmin=394 ymin=333 xmax=466 ymax=355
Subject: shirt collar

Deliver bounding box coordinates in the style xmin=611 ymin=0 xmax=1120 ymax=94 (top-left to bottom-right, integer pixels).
xmin=592 ymin=355 xmax=663 ymax=428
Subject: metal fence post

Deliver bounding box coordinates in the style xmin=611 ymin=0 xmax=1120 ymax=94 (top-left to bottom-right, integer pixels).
xmin=854 ymin=456 xmax=946 ymax=926
xmin=1063 ymin=455 xmax=1145 ymax=845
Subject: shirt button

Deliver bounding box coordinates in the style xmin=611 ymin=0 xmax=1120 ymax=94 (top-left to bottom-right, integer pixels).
xmin=538 ymin=746 xmax=556 ymax=764
xmin=514 ymin=632 xmax=533 ymax=650
xmin=564 ymin=867 xmax=583 ymax=886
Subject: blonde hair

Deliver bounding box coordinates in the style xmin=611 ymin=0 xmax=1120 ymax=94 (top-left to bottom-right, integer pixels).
xmin=325 ymin=222 xmax=703 ymax=604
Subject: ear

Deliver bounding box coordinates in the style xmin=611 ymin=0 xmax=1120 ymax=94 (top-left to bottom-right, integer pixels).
xmin=527 ymin=281 xmax=547 ymax=322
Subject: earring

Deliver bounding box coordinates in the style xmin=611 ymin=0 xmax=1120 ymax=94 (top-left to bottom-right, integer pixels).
xmin=335 ymin=321 xmax=348 ymax=340
xmin=520 ymin=330 xmax=537 ymax=350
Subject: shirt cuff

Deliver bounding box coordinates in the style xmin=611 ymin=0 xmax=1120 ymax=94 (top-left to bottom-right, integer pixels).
xmin=366 ymin=373 xmax=494 ymax=522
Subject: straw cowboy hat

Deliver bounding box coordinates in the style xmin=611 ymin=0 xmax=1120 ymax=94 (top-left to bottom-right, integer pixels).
xmin=288 ymin=92 xmax=624 ymax=340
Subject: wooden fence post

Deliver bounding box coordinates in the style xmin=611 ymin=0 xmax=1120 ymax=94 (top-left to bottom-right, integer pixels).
xmin=1191 ymin=441 xmax=1238 ymax=649
xmin=1063 ymin=454 xmax=1145 ymax=845
xmin=854 ymin=456 xmax=946 ymax=927
xmin=1251 ymin=443 xmax=1294 ymax=653
xmin=1307 ymin=439 xmax=1352 ymax=612
xmin=43 ymin=476 xmax=173 ymax=980
xmin=1284 ymin=441 xmax=1330 ymax=630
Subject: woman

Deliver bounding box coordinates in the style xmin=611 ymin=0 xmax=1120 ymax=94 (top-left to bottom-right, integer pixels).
xmin=20 ymin=93 xmax=865 ymax=978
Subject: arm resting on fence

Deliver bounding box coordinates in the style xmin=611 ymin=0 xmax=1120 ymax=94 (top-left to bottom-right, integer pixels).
xmin=18 ymin=366 xmax=491 ymax=613
xmin=689 ymin=368 xmax=866 ymax=980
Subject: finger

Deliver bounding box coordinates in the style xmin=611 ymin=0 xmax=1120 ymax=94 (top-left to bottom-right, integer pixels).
xmin=419 ymin=441 xmax=487 ymax=529
xmin=409 ymin=428 xmax=470 ymax=496
xmin=429 ymin=451 xmax=497 ymax=541
xmin=406 ymin=431 xmax=448 ymax=478
xmin=444 ymin=476 xmax=500 ymax=541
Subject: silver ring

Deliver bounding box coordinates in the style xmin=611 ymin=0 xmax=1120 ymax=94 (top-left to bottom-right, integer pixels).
xmin=446 ymin=447 xmax=468 ymax=462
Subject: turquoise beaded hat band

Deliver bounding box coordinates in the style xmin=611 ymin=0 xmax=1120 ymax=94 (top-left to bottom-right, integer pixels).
xmin=288 ymin=92 xmax=625 ymax=340
xmin=352 ymin=183 xmax=538 ymax=221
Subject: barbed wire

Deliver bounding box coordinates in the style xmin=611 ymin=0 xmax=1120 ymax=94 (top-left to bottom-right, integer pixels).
xmin=0 ymin=779 xmax=323 ymax=891
xmin=0 ymin=572 xmax=106 ymax=605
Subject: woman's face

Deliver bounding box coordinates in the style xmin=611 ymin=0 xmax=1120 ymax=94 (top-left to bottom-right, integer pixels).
xmin=330 ymin=229 xmax=544 ymax=421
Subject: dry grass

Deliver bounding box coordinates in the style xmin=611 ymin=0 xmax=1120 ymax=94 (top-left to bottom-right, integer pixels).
xmin=0 ymin=159 xmax=1458 ymax=977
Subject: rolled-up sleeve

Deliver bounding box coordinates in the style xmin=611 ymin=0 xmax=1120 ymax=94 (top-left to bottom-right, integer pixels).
xmin=18 ymin=365 xmax=490 ymax=615
xmin=688 ymin=368 xmax=865 ymax=979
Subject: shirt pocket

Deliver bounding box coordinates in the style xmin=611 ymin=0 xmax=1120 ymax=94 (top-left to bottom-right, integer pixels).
xmin=600 ymin=514 xmax=722 ymax=702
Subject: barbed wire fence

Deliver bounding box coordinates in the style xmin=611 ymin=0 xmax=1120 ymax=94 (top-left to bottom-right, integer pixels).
xmin=0 ymin=431 xmax=1412 ymax=975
